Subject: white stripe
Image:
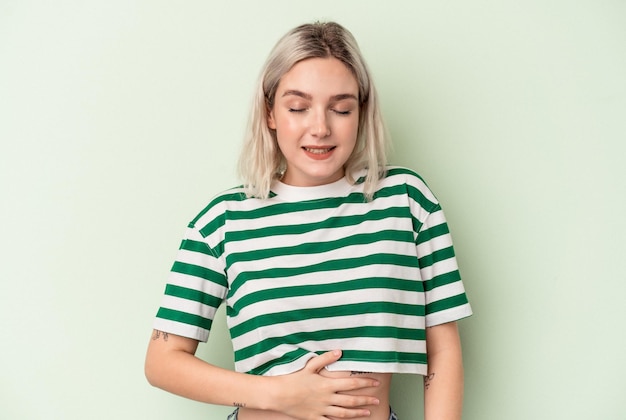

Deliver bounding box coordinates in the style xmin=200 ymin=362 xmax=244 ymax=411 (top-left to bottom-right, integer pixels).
xmin=224 ymin=194 xmax=404 ymax=240
xmin=166 ymin=271 xmax=227 ymax=297
xmin=226 ymin=217 xmax=412 ymax=255
xmin=230 ymin=263 xmax=422 ymax=315
xmin=239 ymin=346 xmax=430 ymax=376
xmin=159 ymin=294 xmax=217 ymax=320
xmin=416 ymin=231 xmax=453 ymax=255
xmin=419 ymin=257 xmax=459 ymax=282
xmin=325 ymin=360 xmax=428 ymax=376
xmin=152 ymin=318 xmax=210 ymax=342
xmin=426 ymin=304 xmax=473 ymax=327
xmin=385 ymin=167 xmax=438 ymax=203
xmin=175 ymin=248 xmax=218 ymax=267
xmin=426 ymin=281 xmax=468 ymax=305
xmin=423 ymin=208 xmax=447 ymax=229
xmin=238 ymin=336 xmax=426 ymax=371
xmin=231 ymin=311 xmax=426 ymax=350
xmin=229 ymin=240 xmax=416 ymax=277
xmin=230 ymin=287 xmax=424 ymax=332
xmin=261 ymin=358 xmax=428 ymax=376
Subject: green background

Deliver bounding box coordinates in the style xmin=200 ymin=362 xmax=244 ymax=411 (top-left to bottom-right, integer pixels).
xmin=1 ymin=1 xmax=625 ymax=419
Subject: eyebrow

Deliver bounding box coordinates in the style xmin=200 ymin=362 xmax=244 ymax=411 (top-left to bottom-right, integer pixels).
xmin=281 ymin=90 xmax=358 ymax=102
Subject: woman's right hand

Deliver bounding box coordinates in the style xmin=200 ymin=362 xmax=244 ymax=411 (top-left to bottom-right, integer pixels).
xmin=268 ymin=350 xmax=381 ymax=420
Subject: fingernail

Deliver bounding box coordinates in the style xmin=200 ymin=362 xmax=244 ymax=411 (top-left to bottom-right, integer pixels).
xmin=333 ymin=349 xmax=341 ymax=356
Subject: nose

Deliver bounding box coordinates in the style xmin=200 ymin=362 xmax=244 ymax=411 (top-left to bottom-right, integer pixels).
xmin=310 ymin=109 xmax=330 ymax=138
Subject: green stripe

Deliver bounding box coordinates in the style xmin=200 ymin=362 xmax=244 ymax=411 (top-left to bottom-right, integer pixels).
xmin=171 ymin=261 xmax=228 ymax=288
xmin=406 ymin=185 xmax=438 ymax=214
xmin=218 ymin=184 xmax=414 ymax=224
xmin=226 ymin=229 xmax=414 ymax=266
xmin=236 ymin=325 xmax=425 ymax=360
xmin=416 ymin=219 xmax=449 ymax=245
xmin=226 ymin=206 xmax=411 ymax=243
xmin=190 ymin=190 xmax=247 ymax=228
xmin=229 ymin=253 xmax=420 ymax=296
xmin=156 ymin=307 xmax=213 ymax=331
xmin=248 ymin=347 xmax=427 ymax=375
xmin=341 ymin=349 xmax=427 ymax=364
xmin=426 ymin=293 xmax=469 ymax=315
xmin=423 ymin=270 xmax=462 ymax=292
xmin=385 ymin=166 xmax=427 ymax=184
xmin=223 ymin=192 xmax=367 ymax=222
xmin=181 ymin=237 xmax=224 ymax=260
xmin=232 ymin=277 xmax=423 ymax=314
xmin=229 ymin=301 xmax=423 ymax=338
xmin=164 ymin=284 xmax=222 ymax=309
xmin=249 ymin=347 xmax=311 ymax=375
xmin=179 ymin=239 xmax=214 ymax=255
xmin=197 ymin=213 xmax=226 ymax=240
xmin=190 ymin=190 xmax=247 ymax=226
xmin=418 ymin=246 xmax=456 ymax=269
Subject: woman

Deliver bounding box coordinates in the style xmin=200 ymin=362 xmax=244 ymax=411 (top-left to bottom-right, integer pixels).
xmin=145 ymin=21 xmax=472 ymax=420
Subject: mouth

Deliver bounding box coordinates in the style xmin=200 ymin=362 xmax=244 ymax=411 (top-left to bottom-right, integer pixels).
xmin=303 ymin=146 xmax=336 ymax=154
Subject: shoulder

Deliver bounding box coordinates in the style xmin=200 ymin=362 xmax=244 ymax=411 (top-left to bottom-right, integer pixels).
xmin=373 ymin=166 xmax=441 ymax=214
xmin=187 ymin=185 xmax=251 ymax=231
xmin=381 ymin=166 xmax=436 ymax=195
xmin=382 ymin=166 xmax=428 ymax=184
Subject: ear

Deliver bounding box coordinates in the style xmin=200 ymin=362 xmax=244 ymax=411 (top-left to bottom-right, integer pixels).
xmin=267 ymin=110 xmax=277 ymax=130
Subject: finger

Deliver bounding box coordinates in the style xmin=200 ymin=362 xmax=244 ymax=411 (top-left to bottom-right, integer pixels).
xmin=325 ymin=405 xmax=372 ymax=419
xmin=334 ymin=377 xmax=381 ymax=393
xmin=305 ymin=350 xmax=342 ymax=373
xmin=331 ymin=391 xmax=380 ymax=408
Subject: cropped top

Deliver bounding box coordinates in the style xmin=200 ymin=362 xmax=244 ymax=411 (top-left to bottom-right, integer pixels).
xmin=153 ymin=166 xmax=472 ymax=376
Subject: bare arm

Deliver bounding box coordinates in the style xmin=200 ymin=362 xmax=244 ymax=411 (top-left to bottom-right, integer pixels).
xmin=424 ymin=322 xmax=464 ymax=420
xmin=145 ymin=330 xmax=380 ymax=420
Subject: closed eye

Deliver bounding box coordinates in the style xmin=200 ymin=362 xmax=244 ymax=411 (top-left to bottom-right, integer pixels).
xmin=288 ymin=108 xmax=307 ymax=113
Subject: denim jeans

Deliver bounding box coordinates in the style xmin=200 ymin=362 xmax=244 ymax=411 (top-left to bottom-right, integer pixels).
xmin=227 ymin=407 xmax=399 ymax=419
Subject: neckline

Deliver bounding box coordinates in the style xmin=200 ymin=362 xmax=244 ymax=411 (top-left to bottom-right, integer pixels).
xmin=270 ymin=175 xmax=355 ymax=202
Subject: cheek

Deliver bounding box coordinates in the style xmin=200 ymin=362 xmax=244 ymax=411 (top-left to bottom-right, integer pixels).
xmin=274 ymin=120 xmax=299 ymax=150
xmin=274 ymin=115 xmax=302 ymax=136
xmin=342 ymin=119 xmax=360 ymax=143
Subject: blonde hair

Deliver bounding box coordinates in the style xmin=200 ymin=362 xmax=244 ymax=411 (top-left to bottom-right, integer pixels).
xmin=238 ymin=21 xmax=389 ymax=200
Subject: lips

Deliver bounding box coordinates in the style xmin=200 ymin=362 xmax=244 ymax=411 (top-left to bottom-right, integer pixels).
xmin=302 ymin=146 xmax=336 ymax=160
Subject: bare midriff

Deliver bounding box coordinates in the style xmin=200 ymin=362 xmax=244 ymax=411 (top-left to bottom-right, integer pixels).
xmin=236 ymin=371 xmax=392 ymax=420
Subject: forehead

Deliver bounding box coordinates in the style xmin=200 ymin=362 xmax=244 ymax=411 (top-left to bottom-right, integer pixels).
xmin=277 ymin=57 xmax=359 ymax=96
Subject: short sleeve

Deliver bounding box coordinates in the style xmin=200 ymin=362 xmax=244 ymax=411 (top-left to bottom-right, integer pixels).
xmin=416 ymin=203 xmax=473 ymax=327
xmin=152 ymin=225 xmax=228 ymax=342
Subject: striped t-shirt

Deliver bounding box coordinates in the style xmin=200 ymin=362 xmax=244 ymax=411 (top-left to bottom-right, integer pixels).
xmin=153 ymin=166 xmax=472 ymax=376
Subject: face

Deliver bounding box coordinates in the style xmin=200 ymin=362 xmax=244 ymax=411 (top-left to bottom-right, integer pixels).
xmin=268 ymin=57 xmax=360 ymax=187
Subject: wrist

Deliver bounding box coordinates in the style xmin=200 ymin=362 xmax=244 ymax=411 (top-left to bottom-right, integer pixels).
xmin=257 ymin=374 xmax=282 ymax=412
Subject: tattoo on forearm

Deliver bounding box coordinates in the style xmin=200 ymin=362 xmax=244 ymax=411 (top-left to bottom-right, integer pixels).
xmin=152 ymin=330 xmax=169 ymax=342
xmin=424 ymin=373 xmax=435 ymax=390
xmin=350 ymin=371 xmax=372 ymax=376
xmin=233 ymin=402 xmax=246 ymax=408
